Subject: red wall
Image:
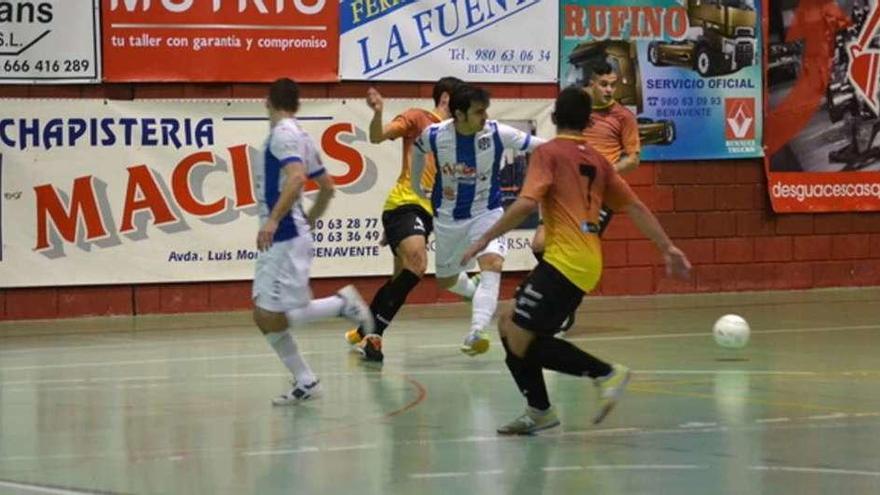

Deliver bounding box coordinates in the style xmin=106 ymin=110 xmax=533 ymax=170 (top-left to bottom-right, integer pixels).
xmin=2 ymin=82 xmax=880 ymax=320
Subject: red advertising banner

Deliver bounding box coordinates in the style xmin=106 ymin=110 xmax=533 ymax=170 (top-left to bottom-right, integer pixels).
xmin=102 ymin=0 xmax=338 ymax=82
xmin=765 ymin=0 xmax=880 ymax=212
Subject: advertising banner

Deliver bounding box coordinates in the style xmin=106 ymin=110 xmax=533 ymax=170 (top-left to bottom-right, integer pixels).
xmin=766 ymin=0 xmax=880 ymax=212
xmin=0 ymin=0 xmax=100 ymax=83
xmin=0 ymin=98 xmax=552 ymax=288
xmin=102 ymin=0 xmax=338 ymax=82
xmin=338 ymin=0 xmax=558 ymax=82
xmin=560 ymin=0 xmax=764 ymax=160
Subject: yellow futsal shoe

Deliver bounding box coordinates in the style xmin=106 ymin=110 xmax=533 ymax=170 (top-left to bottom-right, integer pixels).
xmin=592 ymin=363 xmax=631 ymax=424
xmin=497 ymin=407 xmax=560 ymax=435
xmin=344 ymin=328 xmax=363 ymax=350
xmin=460 ymin=329 xmax=490 ymax=356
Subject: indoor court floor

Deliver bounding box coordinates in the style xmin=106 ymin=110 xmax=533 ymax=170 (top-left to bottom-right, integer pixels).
xmin=1 ymin=287 xmax=879 ymax=494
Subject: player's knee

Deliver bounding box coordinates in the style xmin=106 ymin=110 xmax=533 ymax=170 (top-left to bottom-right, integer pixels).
xmin=503 ymin=324 xmax=533 ymax=358
xmin=401 ymin=251 xmax=427 ymax=276
xmin=253 ymin=307 xmax=285 ymax=334
xmin=478 ymin=254 xmax=504 ymax=272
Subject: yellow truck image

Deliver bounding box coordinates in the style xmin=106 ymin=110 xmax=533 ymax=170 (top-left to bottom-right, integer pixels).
xmin=565 ymin=40 xmax=676 ymax=145
xmin=647 ymin=0 xmax=757 ymax=77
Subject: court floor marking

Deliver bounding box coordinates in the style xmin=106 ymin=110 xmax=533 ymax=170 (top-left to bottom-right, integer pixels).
xmin=2 ymin=368 xmax=875 ymax=391
xmin=409 ymin=465 xmax=709 ymax=479
xmin=3 ymin=323 xmax=879 ymax=372
xmin=2 ymin=415 xmax=877 ymax=465
xmin=0 ymin=479 xmax=118 ymax=495
xmin=236 ymin=416 xmax=880 ymax=460
xmin=750 ymin=465 xmax=880 ymax=477
xmin=1 ymin=322 xmax=878 ymax=357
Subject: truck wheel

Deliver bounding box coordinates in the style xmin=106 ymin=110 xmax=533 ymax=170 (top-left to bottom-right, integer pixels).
xmin=648 ymin=42 xmax=666 ymax=66
xmin=662 ymin=120 xmax=676 ymax=144
xmin=695 ymin=46 xmax=715 ymax=77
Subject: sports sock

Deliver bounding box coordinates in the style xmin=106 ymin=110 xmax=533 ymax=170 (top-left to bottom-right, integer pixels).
xmin=365 ymin=269 xmax=421 ymax=336
xmin=525 ymin=336 xmax=613 ymax=379
xmin=265 ymin=330 xmax=316 ymax=385
xmin=470 ymin=271 xmax=500 ymax=332
xmin=447 ymin=271 xmax=477 ymax=299
xmin=502 ymin=337 xmax=551 ymax=411
xmin=285 ymin=296 xmax=344 ymax=328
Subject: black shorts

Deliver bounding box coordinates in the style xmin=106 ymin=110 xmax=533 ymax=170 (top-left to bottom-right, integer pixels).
xmin=382 ymin=204 xmax=433 ymax=255
xmin=512 ymin=261 xmax=585 ymax=335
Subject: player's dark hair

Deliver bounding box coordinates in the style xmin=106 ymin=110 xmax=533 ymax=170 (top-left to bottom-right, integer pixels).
xmin=554 ymin=86 xmax=591 ymax=131
xmin=268 ymin=78 xmax=300 ymax=113
xmin=433 ymin=76 xmax=463 ymax=106
xmin=450 ymin=84 xmax=491 ymax=119
xmin=589 ymin=59 xmax=614 ymax=79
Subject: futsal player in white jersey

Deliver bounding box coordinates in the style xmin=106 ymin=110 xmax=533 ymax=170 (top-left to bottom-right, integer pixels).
xmin=253 ymin=78 xmax=374 ymax=404
xmin=411 ymin=84 xmax=544 ymax=356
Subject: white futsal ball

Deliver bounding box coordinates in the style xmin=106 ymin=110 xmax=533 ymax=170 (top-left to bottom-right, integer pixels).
xmin=712 ymin=314 xmax=750 ymax=349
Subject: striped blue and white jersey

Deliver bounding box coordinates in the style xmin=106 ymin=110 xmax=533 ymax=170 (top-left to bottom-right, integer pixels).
xmin=411 ymin=119 xmax=544 ymax=220
xmin=256 ymin=118 xmax=326 ymax=242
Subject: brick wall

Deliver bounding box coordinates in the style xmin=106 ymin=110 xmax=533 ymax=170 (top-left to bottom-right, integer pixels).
xmin=2 ymin=82 xmax=880 ymax=320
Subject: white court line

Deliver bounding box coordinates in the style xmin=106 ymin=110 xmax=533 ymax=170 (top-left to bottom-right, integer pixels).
xmin=679 ymin=422 xmax=718 ymax=428
xmin=323 ymin=444 xmax=377 ymax=452
xmin=806 ymin=413 xmax=849 ymax=420
xmin=243 ymin=446 xmax=320 ymax=457
xmin=755 ymin=418 xmax=791 ymax=424
xmin=542 ymin=466 xmax=584 ymax=472
xmin=475 ymin=469 xmax=505 ymax=475
xmin=409 ymin=472 xmax=469 ymax=479
xmin=3 ymin=323 xmax=877 ymax=357
xmin=584 ymin=464 xmax=707 ymax=471
xmin=416 ymin=324 xmax=880 ymax=349
xmin=751 ymin=465 xmax=880 ymax=477
xmin=0 ymin=480 xmax=97 ymax=495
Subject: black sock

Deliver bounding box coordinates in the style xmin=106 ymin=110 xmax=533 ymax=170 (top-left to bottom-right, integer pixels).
xmin=532 ymin=250 xmax=544 ymax=263
xmin=502 ymin=337 xmax=551 ymax=411
xmin=525 ymin=336 xmax=612 ymax=379
xmin=362 ymin=269 xmax=421 ymax=336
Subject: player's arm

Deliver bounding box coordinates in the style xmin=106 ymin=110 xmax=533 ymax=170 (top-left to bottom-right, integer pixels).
xmin=498 ymin=123 xmax=547 ymax=152
xmin=615 ymin=111 xmax=641 ymax=174
xmin=366 ymin=87 xmax=409 ymax=144
xmin=615 ymin=151 xmax=640 ymax=174
xmin=607 ymin=174 xmax=691 ymax=279
xmin=258 ymin=162 xmax=306 ymax=251
xmin=306 ymin=171 xmax=335 ymax=227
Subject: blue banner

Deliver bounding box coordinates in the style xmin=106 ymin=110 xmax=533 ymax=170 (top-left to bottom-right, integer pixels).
xmin=560 ymin=0 xmax=764 ymax=160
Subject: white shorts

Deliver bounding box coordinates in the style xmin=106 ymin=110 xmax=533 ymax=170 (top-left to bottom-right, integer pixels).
xmin=434 ymin=208 xmax=507 ymax=278
xmin=252 ymin=235 xmax=313 ymax=313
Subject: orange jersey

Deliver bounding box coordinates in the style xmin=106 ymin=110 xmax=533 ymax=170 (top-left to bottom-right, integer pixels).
xmin=583 ymin=102 xmax=640 ymax=165
xmin=382 ymin=108 xmax=441 ymax=212
xmin=521 ymin=136 xmax=638 ymax=292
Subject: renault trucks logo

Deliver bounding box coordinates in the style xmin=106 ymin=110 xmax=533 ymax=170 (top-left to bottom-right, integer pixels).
xmin=847 ymin=1 xmax=880 ymax=115
xmin=725 ymin=98 xmax=755 ymax=140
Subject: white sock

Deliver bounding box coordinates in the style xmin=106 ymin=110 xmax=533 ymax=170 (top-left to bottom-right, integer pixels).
xmin=447 ymin=271 xmax=477 ymax=299
xmin=470 ymin=271 xmax=500 ymax=332
xmin=285 ymin=296 xmax=345 ymax=327
xmin=265 ymin=330 xmax=316 ymax=385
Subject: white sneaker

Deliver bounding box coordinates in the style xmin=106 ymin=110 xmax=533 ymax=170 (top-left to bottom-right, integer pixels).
xmin=272 ymin=379 xmax=321 ymax=405
xmin=337 ymin=285 xmax=375 ymax=334
xmin=460 ymin=329 xmax=490 ymax=356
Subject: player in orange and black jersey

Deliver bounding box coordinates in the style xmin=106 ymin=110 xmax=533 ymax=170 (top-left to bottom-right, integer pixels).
xmin=461 ymin=87 xmax=691 ymax=435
